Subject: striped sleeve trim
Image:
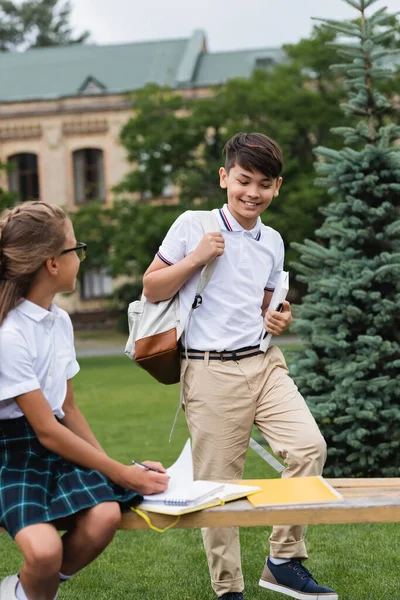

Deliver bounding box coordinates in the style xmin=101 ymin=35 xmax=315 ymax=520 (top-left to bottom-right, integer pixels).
xmin=264 ymin=287 xmax=275 ymax=292
xmin=156 ymin=252 xmax=174 ymax=266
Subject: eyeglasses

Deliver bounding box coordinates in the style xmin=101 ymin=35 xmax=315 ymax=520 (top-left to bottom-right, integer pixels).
xmin=60 ymin=242 xmax=87 ymax=262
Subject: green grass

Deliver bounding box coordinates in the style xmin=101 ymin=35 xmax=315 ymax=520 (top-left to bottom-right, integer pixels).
xmin=74 ymin=330 xmax=127 ymax=349
xmin=1 ymin=355 xmax=398 ymax=599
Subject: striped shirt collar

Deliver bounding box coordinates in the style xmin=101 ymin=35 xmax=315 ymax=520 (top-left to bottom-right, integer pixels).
xmin=218 ymin=204 xmax=262 ymax=241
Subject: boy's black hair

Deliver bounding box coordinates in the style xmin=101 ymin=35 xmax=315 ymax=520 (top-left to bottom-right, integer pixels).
xmin=223 ymin=132 xmax=283 ymax=179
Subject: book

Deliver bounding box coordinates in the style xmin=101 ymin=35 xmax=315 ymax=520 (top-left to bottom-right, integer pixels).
xmin=138 ymin=440 xmax=261 ymax=516
xmin=260 ymin=270 xmax=289 ymax=352
xmin=143 ymin=480 xmax=225 ymax=506
xmin=238 ymin=476 xmax=343 ymax=508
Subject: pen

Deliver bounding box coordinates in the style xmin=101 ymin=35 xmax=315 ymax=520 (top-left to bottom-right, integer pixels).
xmin=131 ymin=460 xmax=164 ymax=474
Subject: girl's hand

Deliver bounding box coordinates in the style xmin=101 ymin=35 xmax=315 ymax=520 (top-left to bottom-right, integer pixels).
xmin=264 ymin=300 xmax=292 ymax=336
xmin=117 ymin=464 xmax=169 ymax=495
xmin=191 ymin=233 xmax=225 ymax=267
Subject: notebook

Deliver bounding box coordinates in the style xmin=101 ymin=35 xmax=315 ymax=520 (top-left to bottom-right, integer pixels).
xmin=139 ymin=440 xmax=261 ymax=516
xmin=238 ymin=476 xmax=343 ymax=507
xmin=143 ymin=480 xmax=225 ymax=506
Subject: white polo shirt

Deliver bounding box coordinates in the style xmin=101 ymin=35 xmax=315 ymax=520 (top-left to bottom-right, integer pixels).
xmin=0 ymin=300 xmax=80 ymax=419
xmin=157 ymin=205 xmax=284 ymax=351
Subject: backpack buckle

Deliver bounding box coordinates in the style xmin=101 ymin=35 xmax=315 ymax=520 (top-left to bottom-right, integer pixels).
xmin=192 ymin=294 xmax=203 ymax=309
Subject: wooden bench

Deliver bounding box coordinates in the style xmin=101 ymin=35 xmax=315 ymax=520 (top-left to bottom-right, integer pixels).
xmin=120 ymin=478 xmax=400 ymax=530
xmin=1 ymin=479 xmax=399 ymax=534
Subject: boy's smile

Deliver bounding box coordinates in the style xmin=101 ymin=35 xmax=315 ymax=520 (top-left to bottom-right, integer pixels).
xmin=219 ymin=163 xmax=282 ymax=230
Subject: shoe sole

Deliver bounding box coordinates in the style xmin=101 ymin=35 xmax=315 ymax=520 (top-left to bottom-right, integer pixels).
xmin=259 ymin=578 xmax=338 ymax=600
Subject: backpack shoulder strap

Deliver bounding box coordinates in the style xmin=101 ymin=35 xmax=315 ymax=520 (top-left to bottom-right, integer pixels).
xmin=195 ymin=209 xmax=220 ymax=234
xmin=182 ymin=210 xmax=220 ymax=347
xmin=192 ymin=210 xmax=220 ymax=292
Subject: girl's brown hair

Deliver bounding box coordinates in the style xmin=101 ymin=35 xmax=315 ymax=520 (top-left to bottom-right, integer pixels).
xmin=0 ymin=201 xmax=67 ymax=325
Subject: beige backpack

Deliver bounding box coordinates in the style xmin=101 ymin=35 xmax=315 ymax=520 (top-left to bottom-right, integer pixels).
xmin=125 ymin=210 xmax=220 ymax=384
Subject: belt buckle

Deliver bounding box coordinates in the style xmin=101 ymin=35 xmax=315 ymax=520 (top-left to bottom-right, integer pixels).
xmin=220 ymin=350 xmax=237 ymax=361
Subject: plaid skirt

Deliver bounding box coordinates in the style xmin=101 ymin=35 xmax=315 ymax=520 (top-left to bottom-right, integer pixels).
xmin=0 ymin=416 xmax=142 ymax=538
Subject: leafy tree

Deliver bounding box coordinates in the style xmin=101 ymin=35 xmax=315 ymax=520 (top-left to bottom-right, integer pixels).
xmin=115 ymin=26 xmax=349 ymax=275
xmin=110 ymin=200 xmax=182 ymax=279
xmin=69 ymin=202 xmax=114 ymax=274
xmin=68 ymin=201 xmax=182 ymax=311
xmin=0 ymin=0 xmax=89 ymax=51
xmin=291 ymin=0 xmax=400 ymax=477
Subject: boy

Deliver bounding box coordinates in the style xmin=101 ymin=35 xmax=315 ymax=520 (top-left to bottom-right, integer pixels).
xmin=143 ymin=133 xmax=338 ymax=600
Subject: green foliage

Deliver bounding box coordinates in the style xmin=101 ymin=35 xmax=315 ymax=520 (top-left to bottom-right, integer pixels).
xmin=291 ymin=1 xmax=400 ymax=477
xmin=0 ymin=189 xmax=16 ymax=213
xmin=0 ymin=0 xmax=89 ymax=51
xmin=115 ymin=26 xmax=349 ymax=274
xmin=110 ymin=200 xmax=182 ymax=278
xmin=0 ymin=161 xmax=17 ymax=212
xmin=69 ymin=201 xmax=114 ymax=275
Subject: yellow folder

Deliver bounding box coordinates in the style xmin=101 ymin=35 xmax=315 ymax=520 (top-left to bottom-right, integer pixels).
xmin=238 ymin=476 xmax=342 ymax=507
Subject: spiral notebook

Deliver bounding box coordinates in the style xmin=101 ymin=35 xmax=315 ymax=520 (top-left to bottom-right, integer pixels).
xmin=139 ymin=440 xmax=261 ymax=516
xmin=142 ymin=480 xmax=225 ymax=506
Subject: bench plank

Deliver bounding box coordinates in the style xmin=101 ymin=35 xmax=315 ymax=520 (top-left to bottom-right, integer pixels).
xmin=1 ymin=479 xmax=399 ymax=534
xmin=120 ymin=478 xmax=400 ymax=531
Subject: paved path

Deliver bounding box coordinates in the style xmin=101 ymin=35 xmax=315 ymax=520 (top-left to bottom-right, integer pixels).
xmin=75 ymin=335 xmax=301 ymax=358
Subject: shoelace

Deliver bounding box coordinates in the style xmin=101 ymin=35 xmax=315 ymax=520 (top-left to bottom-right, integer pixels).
xmin=289 ymin=559 xmax=318 ymax=582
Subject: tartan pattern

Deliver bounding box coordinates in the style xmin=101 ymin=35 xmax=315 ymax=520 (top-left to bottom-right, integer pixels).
xmin=0 ymin=417 xmax=142 ymax=538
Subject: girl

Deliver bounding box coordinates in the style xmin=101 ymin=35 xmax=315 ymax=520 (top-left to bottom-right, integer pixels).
xmin=0 ymin=201 xmax=169 ymax=600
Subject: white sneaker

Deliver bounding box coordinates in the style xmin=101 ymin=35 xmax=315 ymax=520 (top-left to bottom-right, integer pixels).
xmin=0 ymin=575 xmax=19 ymax=600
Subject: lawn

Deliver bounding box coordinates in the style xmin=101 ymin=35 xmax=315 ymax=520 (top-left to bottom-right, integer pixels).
xmin=0 ymin=355 xmax=398 ymax=599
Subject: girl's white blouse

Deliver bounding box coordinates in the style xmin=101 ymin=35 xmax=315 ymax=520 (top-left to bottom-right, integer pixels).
xmin=0 ymin=299 xmax=80 ymax=419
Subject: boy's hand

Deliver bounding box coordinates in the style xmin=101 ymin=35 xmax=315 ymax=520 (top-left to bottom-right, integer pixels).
xmin=264 ymin=300 xmax=292 ymax=336
xmin=191 ymin=232 xmax=225 ymax=267
xmin=118 ymin=463 xmax=169 ymax=495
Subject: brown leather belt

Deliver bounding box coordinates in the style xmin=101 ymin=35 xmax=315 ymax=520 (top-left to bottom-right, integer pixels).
xmin=181 ymin=345 xmax=263 ymax=361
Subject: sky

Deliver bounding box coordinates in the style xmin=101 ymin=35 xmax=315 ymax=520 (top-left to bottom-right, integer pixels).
xmin=69 ymin=0 xmax=399 ymax=52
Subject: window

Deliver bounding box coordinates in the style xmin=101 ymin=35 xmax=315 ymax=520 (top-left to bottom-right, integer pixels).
xmin=255 ymin=57 xmax=274 ymax=70
xmin=78 ymin=76 xmax=107 ymax=95
xmin=81 ymin=269 xmax=113 ymax=299
xmin=73 ymin=148 xmax=105 ymax=204
xmin=7 ymin=153 xmax=40 ymax=201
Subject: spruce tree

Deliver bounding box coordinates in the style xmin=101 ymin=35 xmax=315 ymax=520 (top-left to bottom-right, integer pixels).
xmin=291 ymin=0 xmax=400 ymax=477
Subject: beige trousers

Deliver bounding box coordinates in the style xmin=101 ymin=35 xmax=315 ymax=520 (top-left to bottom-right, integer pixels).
xmin=181 ymin=346 xmax=327 ymax=597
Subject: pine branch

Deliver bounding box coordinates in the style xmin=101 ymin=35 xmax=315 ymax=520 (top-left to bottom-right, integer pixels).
xmin=312 ymin=17 xmax=363 ymax=38
xmin=341 ymin=0 xmax=365 ymax=11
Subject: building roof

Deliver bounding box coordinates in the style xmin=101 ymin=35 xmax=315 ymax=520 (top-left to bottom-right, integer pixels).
xmin=0 ymin=30 xmax=285 ymax=103
xmin=194 ymin=47 xmax=285 ymax=87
